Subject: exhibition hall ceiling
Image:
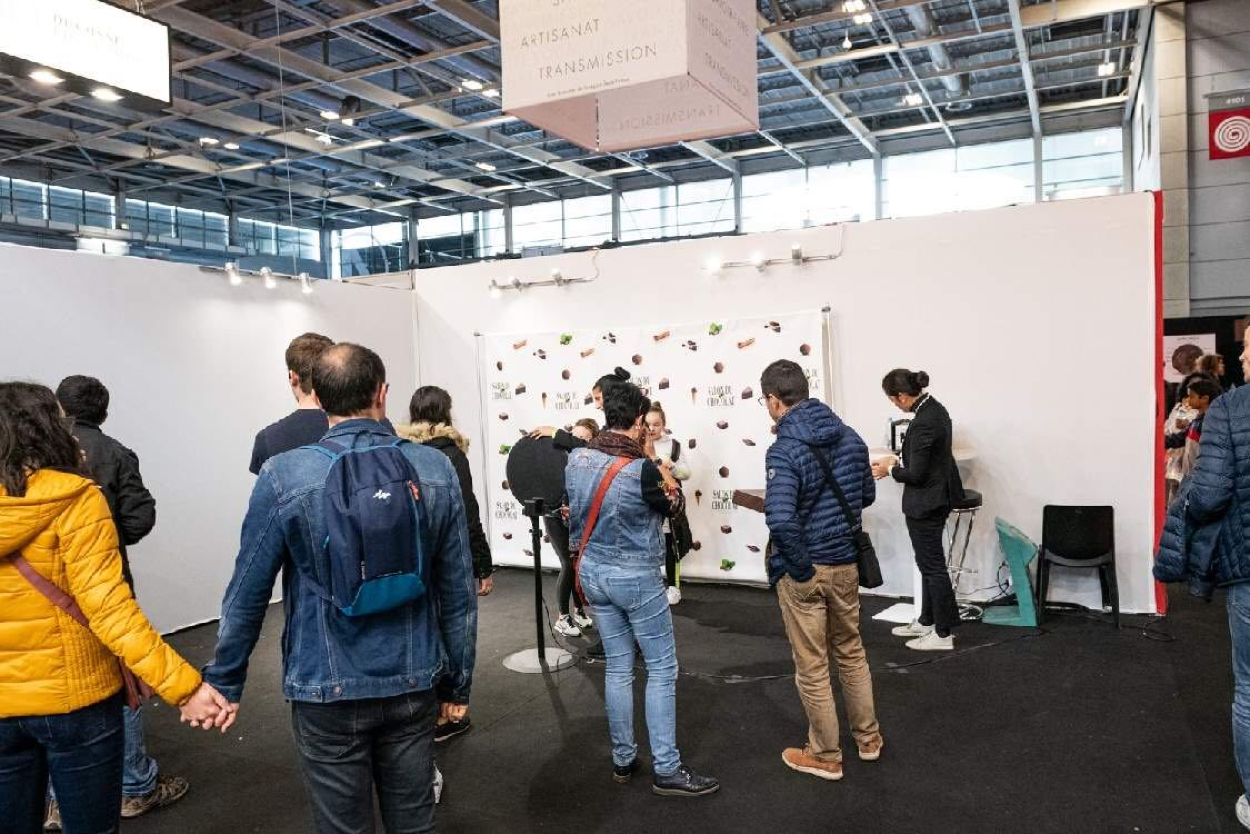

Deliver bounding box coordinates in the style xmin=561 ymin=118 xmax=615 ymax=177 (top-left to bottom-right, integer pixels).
xmin=0 ymin=0 xmax=1147 ymax=226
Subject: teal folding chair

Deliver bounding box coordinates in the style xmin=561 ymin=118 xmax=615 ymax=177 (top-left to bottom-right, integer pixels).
xmin=984 ymin=518 xmax=1039 ymax=628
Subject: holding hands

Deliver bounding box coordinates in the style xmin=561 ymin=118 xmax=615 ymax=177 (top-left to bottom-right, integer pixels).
xmin=440 ymin=701 xmax=469 ymax=723
xmin=871 ymin=456 xmax=898 ymax=481
xmin=179 ymin=682 xmax=238 ymax=733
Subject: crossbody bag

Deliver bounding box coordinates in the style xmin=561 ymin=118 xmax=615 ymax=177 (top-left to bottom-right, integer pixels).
xmin=3 ymin=552 xmax=155 ymax=709
xmin=802 ymin=442 xmax=884 ymax=589
xmin=573 ymin=456 xmax=632 ymax=602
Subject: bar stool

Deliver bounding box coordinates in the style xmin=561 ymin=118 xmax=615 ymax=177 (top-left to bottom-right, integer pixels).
xmin=947 ymin=489 xmax=983 ymax=621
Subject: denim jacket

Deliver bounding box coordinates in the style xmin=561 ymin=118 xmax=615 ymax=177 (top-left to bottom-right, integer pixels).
xmin=566 ymin=448 xmax=671 ymax=569
xmin=202 ymin=419 xmax=477 ymax=705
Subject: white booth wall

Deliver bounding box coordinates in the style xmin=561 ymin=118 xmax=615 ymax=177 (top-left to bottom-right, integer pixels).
xmin=0 ymin=245 xmax=417 ymax=632
xmin=413 ymin=193 xmax=1160 ymax=612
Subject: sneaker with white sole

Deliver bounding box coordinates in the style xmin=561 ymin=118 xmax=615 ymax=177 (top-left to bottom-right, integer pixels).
xmin=434 ymin=765 xmax=444 ymax=804
xmin=666 ymin=586 xmax=682 ymax=606
xmin=121 ymin=774 xmax=189 ymax=819
xmin=572 ymin=609 xmax=594 ymax=630
xmin=905 ymin=631 xmax=954 ymax=651
xmin=554 ymin=614 xmax=581 ymax=637
xmin=43 ymin=800 xmax=61 ymax=831
xmin=891 ymin=620 xmax=933 ymax=638
xmin=1237 ymin=794 xmax=1250 ymax=830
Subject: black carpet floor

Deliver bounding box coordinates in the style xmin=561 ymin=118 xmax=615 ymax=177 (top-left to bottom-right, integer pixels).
xmin=121 ymin=571 xmax=1243 ymax=834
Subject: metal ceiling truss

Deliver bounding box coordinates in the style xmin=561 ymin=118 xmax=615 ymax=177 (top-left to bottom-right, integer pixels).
xmin=0 ymin=0 xmax=1151 ymax=231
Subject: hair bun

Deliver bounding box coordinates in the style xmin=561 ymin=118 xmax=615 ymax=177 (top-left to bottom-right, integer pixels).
xmin=612 ymin=367 xmax=630 ymax=381
xmin=912 ymin=371 xmax=930 ymax=388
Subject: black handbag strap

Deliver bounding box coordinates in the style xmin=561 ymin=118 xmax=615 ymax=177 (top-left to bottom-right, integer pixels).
xmin=801 ymin=441 xmax=863 ymax=535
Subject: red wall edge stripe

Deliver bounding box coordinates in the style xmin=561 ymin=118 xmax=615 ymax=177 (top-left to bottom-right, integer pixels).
xmin=1154 ymin=190 xmax=1167 ymax=615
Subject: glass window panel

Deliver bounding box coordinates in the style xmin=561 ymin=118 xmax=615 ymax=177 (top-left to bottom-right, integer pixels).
xmin=957 ymin=138 xmax=1034 ymax=171
xmin=808 ymin=159 xmax=876 ymax=225
xmin=563 ymin=195 xmax=611 ymax=248
xmin=147 ymin=203 xmax=176 ymax=237
xmin=83 ymin=192 xmax=114 ymax=229
xmin=1042 ymin=127 xmax=1123 ymax=201
xmin=476 ymin=208 xmax=505 ymax=257
xmin=512 ymin=201 xmax=563 ymax=251
xmin=883 ymin=149 xmax=957 ymax=218
xmin=204 ymin=213 xmax=228 ymax=247
xmin=741 ymin=169 xmax=807 ymax=233
xmin=300 ymin=228 xmax=321 ymax=261
xmin=49 ymin=186 xmax=83 ymax=224
xmin=13 ymin=180 xmax=47 ymax=220
xmin=338 ymin=222 xmax=409 ymax=277
xmin=619 ymin=186 xmax=673 ymax=242
xmin=676 ymin=178 xmax=733 ymax=236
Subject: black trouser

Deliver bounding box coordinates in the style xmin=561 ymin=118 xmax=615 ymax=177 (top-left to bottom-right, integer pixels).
xmin=544 ymin=516 xmax=578 ymax=616
xmin=664 ymin=532 xmax=678 ymax=588
xmin=906 ymin=511 xmax=958 ymax=637
xmin=290 ymin=692 xmax=437 ymax=834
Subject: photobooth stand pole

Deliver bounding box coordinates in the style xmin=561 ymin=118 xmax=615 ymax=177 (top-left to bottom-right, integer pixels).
xmin=502 ymin=498 xmax=577 ymax=674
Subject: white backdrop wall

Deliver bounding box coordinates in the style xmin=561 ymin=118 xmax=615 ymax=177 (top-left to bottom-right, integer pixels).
xmin=481 ymin=311 xmax=827 ymax=582
xmin=413 ymin=193 xmax=1160 ymax=612
xmin=0 ymin=245 xmax=417 ymax=632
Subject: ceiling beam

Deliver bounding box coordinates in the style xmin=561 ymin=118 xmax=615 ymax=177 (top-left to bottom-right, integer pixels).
xmin=679 ymin=141 xmax=739 ymax=174
xmin=1006 ymin=0 xmax=1043 ymax=137
xmin=424 ymin=0 xmax=500 ymax=42
xmin=756 ymin=12 xmax=879 ymax=155
xmin=865 ymin=0 xmax=956 ymax=147
xmin=759 ymin=130 xmax=805 ymax=165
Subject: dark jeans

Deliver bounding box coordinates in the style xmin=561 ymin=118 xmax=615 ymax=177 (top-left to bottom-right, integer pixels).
xmin=0 ymin=693 xmax=124 ymax=834
xmin=545 ymin=516 xmax=579 ymax=616
xmin=291 ymin=692 xmax=438 ymax=834
xmin=1230 ymin=583 xmax=1250 ymax=800
xmin=664 ymin=532 xmax=678 ymax=588
xmin=906 ymin=511 xmax=958 ymax=637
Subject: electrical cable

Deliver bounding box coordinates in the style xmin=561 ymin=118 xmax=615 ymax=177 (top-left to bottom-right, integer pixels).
xmin=270 ymin=5 xmax=300 ymax=278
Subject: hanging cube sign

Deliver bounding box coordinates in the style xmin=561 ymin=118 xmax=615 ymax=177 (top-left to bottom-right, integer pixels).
xmin=501 ymin=0 xmax=759 ymax=153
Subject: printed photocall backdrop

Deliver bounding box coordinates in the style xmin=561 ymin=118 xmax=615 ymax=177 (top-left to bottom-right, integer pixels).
xmin=480 ymin=310 xmax=828 ymax=584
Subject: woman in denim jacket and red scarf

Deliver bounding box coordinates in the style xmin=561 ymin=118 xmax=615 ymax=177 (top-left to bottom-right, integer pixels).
xmin=565 ymin=380 xmax=720 ymax=798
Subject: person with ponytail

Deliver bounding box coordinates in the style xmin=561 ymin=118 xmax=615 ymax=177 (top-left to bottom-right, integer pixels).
xmin=644 ymin=401 xmax=693 ymax=606
xmin=871 ymin=369 xmax=966 ymax=651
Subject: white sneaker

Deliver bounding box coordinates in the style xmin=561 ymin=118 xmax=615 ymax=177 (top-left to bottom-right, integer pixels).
xmin=905 ymin=631 xmax=954 ymax=651
xmin=433 ymin=765 xmax=444 ymax=804
xmin=554 ymin=615 xmax=581 ymax=637
xmin=666 ymin=586 xmax=682 ymax=606
xmin=572 ymin=610 xmax=594 ymax=630
xmin=1237 ymin=794 xmax=1250 ymax=830
xmin=891 ymin=620 xmax=933 ymax=638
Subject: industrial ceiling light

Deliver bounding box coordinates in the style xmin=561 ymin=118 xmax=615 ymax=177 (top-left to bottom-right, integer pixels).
xmin=842 ymin=33 xmax=853 ymax=49
xmin=475 ymin=161 xmax=497 ymax=172
xmin=483 ymin=89 xmax=500 ymax=98
xmin=1097 ymin=61 xmax=1116 ymax=77
xmin=29 ymin=69 xmax=63 ymax=85
xmin=372 ymin=181 xmax=386 ymax=189
xmin=260 ymin=266 xmax=276 ymax=290
xmin=462 ymin=78 xmax=484 ymax=91
xmin=224 ymin=141 xmax=240 ymax=150
xmin=319 ymin=109 xmax=340 ymax=120
xmin=853 ymin=12 xmax=873 ymax=24
xmin=902 ymin=92 xmax=923 ymax=107
xmin=841 ymin=0 xmax=866 ymax=12
xmin=341 ymin=117 xmax=356 ymax=127
xmin=91 ymin=87 xmax=122 ymax=102
xmin=199 ymin=136 xmax=219 ymax=146
xmin=225 ymin=261 xmax=242 ymax=286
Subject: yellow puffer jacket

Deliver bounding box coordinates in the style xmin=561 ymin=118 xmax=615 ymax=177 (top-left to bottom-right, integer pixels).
xmin=0 ymin=469 xmax=201 ymax=718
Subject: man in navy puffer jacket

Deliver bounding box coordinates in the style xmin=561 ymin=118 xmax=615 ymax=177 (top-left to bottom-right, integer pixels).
xmin=1182 ymin=341 xmax=1250 ymax=830
xmin=761 ymin=360 xmax=881 ymax=783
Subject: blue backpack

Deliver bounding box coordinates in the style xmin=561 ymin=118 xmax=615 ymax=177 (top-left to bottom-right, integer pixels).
xmin=304 ymin=436 xmax=429 ymax=617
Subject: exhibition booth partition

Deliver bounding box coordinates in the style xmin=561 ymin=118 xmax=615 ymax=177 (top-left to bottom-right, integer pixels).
xmin=1 ymin=191 xmax=1161 ymax=633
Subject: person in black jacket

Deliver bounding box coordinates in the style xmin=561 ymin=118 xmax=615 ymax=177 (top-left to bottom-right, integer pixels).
xmin=871 ymin=369 xmax=965 ymax=651
xmin=53 ymin=375 xmax=188 ymax=823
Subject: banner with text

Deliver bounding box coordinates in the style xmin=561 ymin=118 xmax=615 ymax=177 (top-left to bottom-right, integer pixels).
xmin=481 ymin=310 xmax=826 ymax=584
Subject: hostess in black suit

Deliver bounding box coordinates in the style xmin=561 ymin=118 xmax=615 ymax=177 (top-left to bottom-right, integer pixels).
xmin=891 ymin=394 xmax=965 ymax=518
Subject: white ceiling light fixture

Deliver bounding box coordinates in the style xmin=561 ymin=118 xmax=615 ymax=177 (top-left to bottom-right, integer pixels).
xmin=341 ymin=117 xmax=356 ymax=127
xmin=373 ymin=181 xmax=386 ymax=189
xmin=198 ymin=136 xmax=219 ymax=146
xmin=319 ymin=109 xmax=340 ymax=120
xmin=842 ymin=33 xmax=853 ymax=50
xmin=707 ymin=236 xmax=846 ymax=277
xmin=224 ymin=141 xmax=240 ymax=151
xmin=902 ymin=92 xmax=924 ymax=107
xmin=1097 ymin=61 xmax=1116 ymax=77
xmin=225 ymin=261 xmax=242 ymax=286
xmin=475 ymin=161 xmax=497 ymax=172
xmin=91 ymin=87 xmax=122 ymax=102
xmin=841 ymin=0 xmax=867 ymax=12
xmin=483 ymin=89 xmax=500 ymax=98
xmin=853 ymin=12 xmax=873 ymax=24
xmin=462 ymin=78 xmax=484 ymax=91
xmin=29 ymin=69 xmax=63 ymax=85
xmin=260 ymin=266 xmax=276 ymax=290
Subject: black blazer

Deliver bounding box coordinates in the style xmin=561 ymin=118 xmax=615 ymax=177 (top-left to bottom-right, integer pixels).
xmin=891 ymin=394 xmax=965 ymax=518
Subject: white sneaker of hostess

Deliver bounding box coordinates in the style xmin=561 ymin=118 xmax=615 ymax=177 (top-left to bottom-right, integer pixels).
xmin=891 ymin=620 xmax=933 ymax=638
xmin=1237 ymin=794 xmax=1250 ymax=831
xmin=554 ymin=615 xmax=581 ymax=637
xmin=572 ymin=609 xmax=594 ymax=630
xmin=905 ymin=631 xmax=954 ymax=651
xmin=666 ymin=586 xmax=682 ymax=606
xmin=434 ymin=765 xmax=444 ymax=804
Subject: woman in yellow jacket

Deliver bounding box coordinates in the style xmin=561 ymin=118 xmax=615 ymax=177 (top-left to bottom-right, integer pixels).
xmin=0 ymin=382 xmax=233 ymax=834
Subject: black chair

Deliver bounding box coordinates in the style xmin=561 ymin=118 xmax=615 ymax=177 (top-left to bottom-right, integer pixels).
xmin=1036 ymin=505 xmax=1119 ymax=628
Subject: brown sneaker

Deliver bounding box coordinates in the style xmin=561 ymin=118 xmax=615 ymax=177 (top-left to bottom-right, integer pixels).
xmin=121 ymin=774 xmax=189 ymax=818
xmin=43 ymin=799 xmax=61 ymax=831
xmin=857 ymin=736 xmax=884 ymax=762
xmin=781 ymin=746 xmax=843 ymax=781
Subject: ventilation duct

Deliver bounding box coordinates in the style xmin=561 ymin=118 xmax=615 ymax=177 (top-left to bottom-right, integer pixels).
xmin=904 ymin=6 xmax=968 ymax=98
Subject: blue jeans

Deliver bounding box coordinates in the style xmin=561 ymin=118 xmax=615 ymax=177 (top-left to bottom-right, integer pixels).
xmin=47 ymin=705 xmax=155 ymax=806
xmin=578 ymin=560 xmax=682 ymax=775
xmin=290 ymin=692 xmax=437 ymax=834
xmin=0 ymin=693 xmax=124 ymax=834
xmin=1230 ymin=582 xmax=1250 ymax=798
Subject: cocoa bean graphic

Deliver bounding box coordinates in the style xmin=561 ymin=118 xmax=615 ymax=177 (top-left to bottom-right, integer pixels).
xmin=690 ymin=387 xmax=698 ymax=405
xmin=542 ymin=393 xmax=548 ymax=408
xmin=747 ymin=545 xmax=761 ymax=553
xmin=742 ymin=439 xmax=756 ymax=447
xmin=496 ymin=360 xmax=504 ymax=371
xmin=502 ymin=480 xmax=509 ymax=490
xmin=741 ymin=387 xmax=754 ymax=399
xmin=534 ymin=349 xmax=547 ymax=360
xmin=503 ymin=532 xmax=513 ymax=540
xmin=561 ymin=369 xmax=570 ymax=380
xmin=716 ymin=421 xmax=729 ymax=430
xmin=631 ymin=354 xmax=642 ymax=365
xmin=515 ymin=383 xmax=527 ymax=395
xmin=654 ymin=330 xmax=671 ymax=342
xmin=766 ymin=321 xmax=781 ymax=333
xmin=604 ymin=332 xmax=617 ymax=344
xmin=737 ymin=338 xmax=756 ymax=350
xmin=580 ymin=348 xmax=595 ymax=358
xmin=584 ymin=394 xmax=594 ymax=405
xmin=800 ymin=343 xmax=812 ymax=356
xmin=720 ymin=525 xmax=733 ymax=535
xmin=713 ymin=362 xmax=724 ymax=374
xmin=499 ymin=412 xmax=508 ymax=421
xmin=691 ymin=541 xmax=703 ymax=551
xmin=658 ymin=378 xmax=670 ymax=390
xmin=683 ymin=340 xmax=699 ymax=351
xmin=719 ymin=466 xmax=730 ymax=478
xmin=688 ymin=438 xmax=697 ymax=449
xmin=543 ymin=534 xmax=551 ymax=543
xmin=512 ymin=339 xmax=527 ymax=350
xmin=523 ymin=549 xmax=534 ymax=559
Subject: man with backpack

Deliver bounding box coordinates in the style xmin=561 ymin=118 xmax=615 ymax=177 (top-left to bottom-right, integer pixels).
xmin=203 ymin=343 xmax=477 ymax=833
xmin=760 ymin=360 xmax=883 ymax=783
